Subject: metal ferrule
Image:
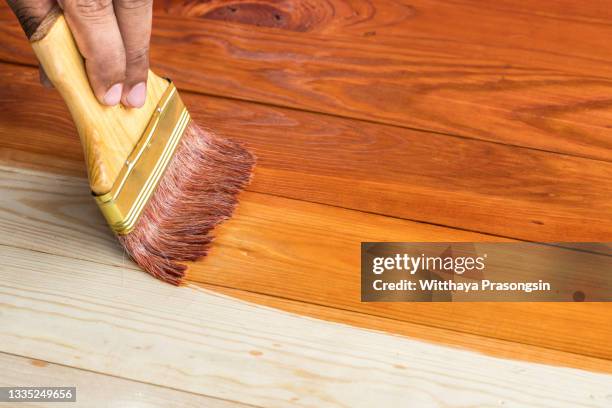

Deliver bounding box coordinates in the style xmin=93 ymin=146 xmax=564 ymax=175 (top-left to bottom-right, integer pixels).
xmin=94 ymin=82 xmax=190 ymax=235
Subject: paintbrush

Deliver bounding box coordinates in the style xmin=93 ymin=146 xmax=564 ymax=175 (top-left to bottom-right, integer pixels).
xmin=28 ymin=7 xmax=255 ymax=284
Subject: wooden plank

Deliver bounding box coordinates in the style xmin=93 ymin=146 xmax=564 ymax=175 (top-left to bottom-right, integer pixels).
xmin=1 ymin=165 xmax=612 ymax=364
xmin=2 ymin=2 xmax=612 ymax=160
xmin=2 ymin=63 xmax=611 ymax=243
xmin=202 ymin=283 xmax=612 ymax=375
xmin=1 ymin=244 xmax=611 ymax=407
xmin=439 ymin=1 xmax=612 ymax=24
xmin=192 ymin=193 xmax=612 ymax=360
xmin=0 ymin=353 xmax=250 ymax=408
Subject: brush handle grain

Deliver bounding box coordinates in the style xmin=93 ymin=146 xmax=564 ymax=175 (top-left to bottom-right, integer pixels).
xmin=29 ymin=11 xmax=169 ymax=195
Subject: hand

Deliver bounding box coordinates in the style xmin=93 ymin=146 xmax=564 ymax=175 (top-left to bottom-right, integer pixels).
xmin=7 ymin=0 xmax=152 ymax=108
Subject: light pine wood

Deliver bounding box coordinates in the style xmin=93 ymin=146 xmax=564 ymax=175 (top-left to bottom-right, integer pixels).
xmin=29 ymin=13 xmax=169 ymax=194
xmin=1 ymin=165 xmax=612 ymax=366
xmin=204 ymin=283 xmax=612 ymax=375
xmin=0 ymin=353 xmax=249 ymax=408
xmin=1 ymin=244 xmax=611 ymax=407
xmin=1 ymin=63 xmax=612 ymax=243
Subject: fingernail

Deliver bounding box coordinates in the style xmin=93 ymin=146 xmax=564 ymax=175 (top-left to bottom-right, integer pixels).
xmin=126 ymin=82 xmax=146 ymax=108
xmin=103 ymin=83 xmax=123 ymax=106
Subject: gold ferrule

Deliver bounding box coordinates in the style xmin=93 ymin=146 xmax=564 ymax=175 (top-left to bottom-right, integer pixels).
xmin=94 ymin=82 xmax=190 ymax=235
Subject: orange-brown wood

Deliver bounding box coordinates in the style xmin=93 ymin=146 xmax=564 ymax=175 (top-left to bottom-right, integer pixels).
xmin=183 ymin=192 xmax=612 ymax=361
xmin=2 ymin=2 xmax=612 ymax=160
xmin=1 ymin=63 xmax=611 ymax=243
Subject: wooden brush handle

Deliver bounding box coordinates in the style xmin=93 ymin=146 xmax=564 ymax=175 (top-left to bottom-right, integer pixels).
xmin=30 ymin=10 xmax=169 ymax=195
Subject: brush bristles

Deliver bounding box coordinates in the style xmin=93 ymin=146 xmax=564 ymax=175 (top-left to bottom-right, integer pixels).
xmin=118 ymin=122 xmax=255 ymax=285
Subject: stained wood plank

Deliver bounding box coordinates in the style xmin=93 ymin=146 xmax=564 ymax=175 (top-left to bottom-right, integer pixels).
xmin=1 ymin=244 xmax=612 ymax=407
xmin=2 ymin=63 xmax=611 ymax=243
xmin=0 ymin=353 xmax=250 ymax=408
xmin=439 ymin=1 xmax=612 ymax=24
xmin=2 ymin=1 xmax=612 ymax=160
xmin=1 ymin=165 xmax=612 ymax=364
xmin=192 ymin=194 xmax=612 ymax=360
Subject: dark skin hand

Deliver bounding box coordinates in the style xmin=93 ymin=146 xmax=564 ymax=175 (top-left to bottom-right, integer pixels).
xmin=7 ymin=0 xmax=153 ymax=108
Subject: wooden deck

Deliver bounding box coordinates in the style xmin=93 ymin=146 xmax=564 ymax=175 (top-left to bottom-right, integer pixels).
xmin=0 ymin=0 xmax=611 ymax=406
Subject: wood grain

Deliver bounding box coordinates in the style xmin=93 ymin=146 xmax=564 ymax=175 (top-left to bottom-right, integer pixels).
xmin=1 ymin=243 xmax=611 ymax=407
xmin=3 ymin=2 xmax=612 ymax=160
xmin=0 ymin=353 xmax=249 ymax=407
xmin=1 ymin=63 xmax=611 ymax=243
xmin=203 ymin=283 xmax=612 ymax=375
xmin=193 ymin=193 xmax=612 ymax=360
xmin=1 ymin=165 xmax=611 ymax=364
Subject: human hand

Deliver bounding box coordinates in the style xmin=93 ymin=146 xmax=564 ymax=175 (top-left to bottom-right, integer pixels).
xmin=7 ymin=0 xmax=152 ymax=108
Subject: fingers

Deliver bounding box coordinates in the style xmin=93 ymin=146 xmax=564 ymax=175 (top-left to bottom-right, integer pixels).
xmin=114 ymin=0 xmax=152 ymax=108
xmin=59 ymin=0 xmax=126 ymax=105
xmin=6 ymin=0 xmax=56 ymax=38
xmin=8 ymin=0 xmax=151 ymax=108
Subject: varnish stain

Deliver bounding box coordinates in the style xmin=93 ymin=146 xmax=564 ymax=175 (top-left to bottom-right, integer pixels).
xmin=30 ymin=359 xmax=49 ymax=367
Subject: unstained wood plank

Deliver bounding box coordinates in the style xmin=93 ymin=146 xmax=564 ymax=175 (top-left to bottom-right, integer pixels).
xmin=0 ymin=353 xmax=250 ymax=408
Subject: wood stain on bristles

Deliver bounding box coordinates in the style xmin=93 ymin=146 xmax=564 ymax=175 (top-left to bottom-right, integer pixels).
xmin=118 ymin=122 xmax=255 ymax=285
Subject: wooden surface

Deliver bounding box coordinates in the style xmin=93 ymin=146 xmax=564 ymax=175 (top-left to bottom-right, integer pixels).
xmin=2 ymin=1 xmax=612 ymax=161
xmin=1 ymin=165 xmax=611 ymax=369
xmin=1 ymin=229 xmax=611 ymax=406
xmin=2 ymin=63 xmax=612 ymax=243
xmin=0 ymin=0 xmax=611 ymax=404
xmin=0 ymin=353 xmax=246 ymax=408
